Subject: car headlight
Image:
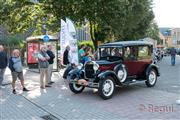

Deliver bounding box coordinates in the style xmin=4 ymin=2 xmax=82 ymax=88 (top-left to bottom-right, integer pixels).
xmin=77 ymin=63 xmax=83 ymax=69
xmin=93 ymin=62 xmax=99 ymax=71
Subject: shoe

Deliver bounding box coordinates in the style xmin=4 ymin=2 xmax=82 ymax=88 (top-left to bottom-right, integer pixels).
xmin=23 ymin=88 xmax=29 ymax=92
xmin=12 ymin=89 xmax=16 ymax=94
xmin=45 ymin=85 xmax=51 ymax=87
xmin=48 ymin=81 xmax=54 ymax=85
xmin=40 ymin=86 xmax=45 ymax=89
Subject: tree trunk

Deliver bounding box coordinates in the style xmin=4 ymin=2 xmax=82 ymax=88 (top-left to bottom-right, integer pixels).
xmin=89 ymin=21 xmax=98 ymax=50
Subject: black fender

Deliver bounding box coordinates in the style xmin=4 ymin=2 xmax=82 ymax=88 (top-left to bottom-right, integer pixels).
xmin=67 ymin=68 xmax=81 ymax=80
xmin=97 ymin=70 xmax=121 ymax=85
xmin=63 ymin=65 xmax=74 ymax=79
xmin=145 ymin=64 xmax=160 ymax=77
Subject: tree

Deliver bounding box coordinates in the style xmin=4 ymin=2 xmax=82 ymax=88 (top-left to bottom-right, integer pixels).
xmin=146 ymin=21 xmax=161 ymax=43
xmin=0 ymin=0 xmax=155 ymax=49
xmin=0 ymin=0 xmax=59 ymax=35
xmin=41 ymin=0 xmax=154 ymax=49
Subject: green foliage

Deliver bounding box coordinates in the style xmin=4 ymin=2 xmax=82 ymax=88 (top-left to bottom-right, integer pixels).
xmin=146 ymin=21 xmax=161 ymax=43
xmin=0 ymin=34 xmax=24 ymax=47
xmin=0 ymin=0 xmax=155 ymax=50
xmin=78 ymin=40 xmax=95 ymax=51
xmin=41 ymin=0 xmax=154 ymax=49
xmin=0 ymin=0 xmax=59 ymax=35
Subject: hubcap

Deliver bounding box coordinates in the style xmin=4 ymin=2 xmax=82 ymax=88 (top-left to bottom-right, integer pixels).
xmin=102 ymin=79 xmax=114 ymax=97
xmin=117 ymin=68 xmax=127 ymax=82
xmin=149 ymin=71 xmax=156 ymax=85
xmin=118 ymin=70 xmax=124 ymax=79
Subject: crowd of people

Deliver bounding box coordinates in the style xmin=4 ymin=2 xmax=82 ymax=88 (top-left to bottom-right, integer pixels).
xmin=0 ymin=44 xmax=55 ymax=94
xmin=63 ymin=44 xmax=95 ymax=66
xmin=0 ymin=43 xmax=94 ymax=94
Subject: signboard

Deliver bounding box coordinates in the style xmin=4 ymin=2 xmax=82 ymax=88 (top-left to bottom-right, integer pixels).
xmin=27 ymin=43 xmax=39 ymax=63
xmin=43 ymin=35 xmax=49 ymax=42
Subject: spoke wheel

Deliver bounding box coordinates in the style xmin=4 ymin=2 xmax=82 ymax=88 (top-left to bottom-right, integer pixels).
xmin=145 ymin=69 xmax=157 ymax=87
xmin=69 ymin=82 xmax=85 ymax=94
xmin=117 ymin=67 xmax=127 ymax=82
xmin=98 ymin=76 xmax=115 ymax=100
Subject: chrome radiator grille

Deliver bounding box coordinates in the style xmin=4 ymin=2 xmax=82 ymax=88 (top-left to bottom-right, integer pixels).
xmin=84 ymin=63 xmax=95 ymax=78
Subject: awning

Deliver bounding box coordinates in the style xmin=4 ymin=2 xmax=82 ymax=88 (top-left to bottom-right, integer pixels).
xmin=26 ymin=35 xmax=58 ymax=42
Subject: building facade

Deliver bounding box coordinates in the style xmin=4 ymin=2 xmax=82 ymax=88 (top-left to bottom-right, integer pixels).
xmin=171 ymin=28 xmax=180 ymax=48
xmin=159 ymin=27 xmax=180 ymax=48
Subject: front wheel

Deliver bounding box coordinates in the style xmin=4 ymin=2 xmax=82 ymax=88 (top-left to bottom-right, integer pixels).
xmin=98 ymin=76 xmax=115 ymax=100
xmin=145 ymin=69 xmax=157 ymax=87
xmin=69 ymin=83 xmax=85 ymax=94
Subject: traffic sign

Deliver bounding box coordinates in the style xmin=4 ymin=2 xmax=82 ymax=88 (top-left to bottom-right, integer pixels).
xmin=43 ymin=35 xmax=49 ymax=42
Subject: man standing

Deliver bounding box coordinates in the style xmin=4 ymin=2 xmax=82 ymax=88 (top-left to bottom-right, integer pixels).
xmin=63 ymin=45 xmax=71 ymax=66
xmin=170 ymin=47 xmax=176 ymax=66
xmin=46 ymin=44 xmax=55 ymax=85
xmin=0 ymin=45 xmax=8 ymax=88
xmin=38 ymin=45 xmax=50 ymax=89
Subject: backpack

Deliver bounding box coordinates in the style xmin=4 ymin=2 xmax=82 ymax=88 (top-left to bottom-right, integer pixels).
xmin=8 ymin=57 xmax=15 ymax=72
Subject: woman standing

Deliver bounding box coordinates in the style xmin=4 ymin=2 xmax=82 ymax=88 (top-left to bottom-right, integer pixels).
xmin=9 ymin=49 xmax=29 ymax=94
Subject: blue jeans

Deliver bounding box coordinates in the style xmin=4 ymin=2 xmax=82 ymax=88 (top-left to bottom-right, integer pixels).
xmin=0 ymin=68 xmax=6 ymax=86
xmin=171 ymin=55 xmax=175 ymax=66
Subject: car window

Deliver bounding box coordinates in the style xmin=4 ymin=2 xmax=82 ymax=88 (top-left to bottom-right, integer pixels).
xmin=124 ymin=46 xmax=137 ymax=60
xmin=112 ymin=48 xmax=123 ymax=57
xmin=138 ymin=46 xmax=151 ymax=59
xmin=100 ymin=48 xmax=110 ymax=57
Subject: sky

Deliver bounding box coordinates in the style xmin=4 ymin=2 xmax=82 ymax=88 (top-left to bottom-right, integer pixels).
xmin=153 ymin=0 xmax=180 ymax=28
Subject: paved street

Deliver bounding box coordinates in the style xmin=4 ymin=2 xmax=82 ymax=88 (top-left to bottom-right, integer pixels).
xmin=0 ymin=56 xmax=180 ymax=120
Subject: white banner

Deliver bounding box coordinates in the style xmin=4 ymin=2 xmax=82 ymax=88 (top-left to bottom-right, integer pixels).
xmin=60 ymin=19 xmax=69 ymax=64
xmin=66 ymin=18 xmax=79 ymax=65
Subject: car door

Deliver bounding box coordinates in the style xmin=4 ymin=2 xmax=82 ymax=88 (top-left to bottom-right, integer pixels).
xmin=135 ymin=45 xmax=152 ymax=76
xmin=123 ymin=46 xmax=141 ymax=76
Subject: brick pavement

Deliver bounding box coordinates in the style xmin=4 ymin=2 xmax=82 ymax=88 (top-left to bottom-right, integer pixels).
xmin=0 ymin=56 xmax=180 ymax=120
xmin=0 ymin=85 xmax=48 ymax=120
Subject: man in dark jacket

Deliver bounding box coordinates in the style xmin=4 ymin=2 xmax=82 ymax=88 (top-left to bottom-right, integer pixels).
xmin=63 ymin=45 xmax=70 ymax=65
xmin=0 ymin=45 xmax=8 ymax=88
xmin=46 ymin=44 xmax=55 ymax=84
xmin=170 ymin=47 xmax=176 ymax=66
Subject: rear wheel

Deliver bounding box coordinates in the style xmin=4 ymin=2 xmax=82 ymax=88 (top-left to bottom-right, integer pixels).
xmin=98 ymin=76 xmax=115 ymax=100
xmin=145 ymin=69 xmax=157 ymax=87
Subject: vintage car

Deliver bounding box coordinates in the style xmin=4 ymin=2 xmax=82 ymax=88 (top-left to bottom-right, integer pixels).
xmin=64 ymin=41 xmax=160 ymax=100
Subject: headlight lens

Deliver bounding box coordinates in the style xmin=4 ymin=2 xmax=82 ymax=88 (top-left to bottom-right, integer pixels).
xmin=77 ymin=63 xmax=83 ymax=69
xmin=93 ymin=62 xmax=99 ymax=71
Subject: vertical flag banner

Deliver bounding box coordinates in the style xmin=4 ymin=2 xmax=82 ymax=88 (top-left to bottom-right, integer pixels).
xmin=60 ymin=19 xmax=69 ymax=64
xmin=66 ymin=18 xmax=79 ymax=65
